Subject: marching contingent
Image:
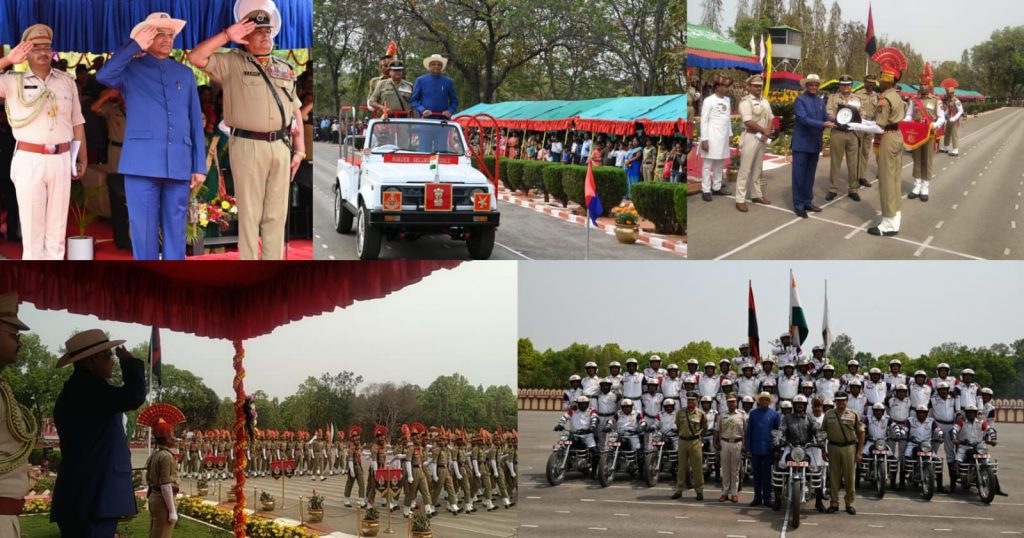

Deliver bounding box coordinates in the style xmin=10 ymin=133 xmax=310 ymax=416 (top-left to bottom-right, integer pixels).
xmin=548 ymin=336 xmax=1006 ymax=526
xmin=176 ymin=423 xmax=517 ymax=518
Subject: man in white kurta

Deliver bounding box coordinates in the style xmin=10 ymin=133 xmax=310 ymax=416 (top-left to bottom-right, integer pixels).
xmin=699 ymin=77 xmax=733 ymax=202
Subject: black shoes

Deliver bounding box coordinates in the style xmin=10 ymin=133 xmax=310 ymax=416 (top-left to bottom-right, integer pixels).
xmin=670 ymin=492 xmax=682 ymax=499
xmin=825 ymin=192 xmax=838 ymax=201
xmin=695 ymin=493 xmax=703 ymax=501
xmin=795 ymin=209 xmax=809 ymax=219
xmin=702 ymin=192 xmax=713 ymax=202
xmin=826 ymin=506 xmax=838 ymax=513
xmin=712 ymin=188 xmax=731 ymax=196
xmin=848 ymin=191 xmax=861 ymax=202
xmin=806 ymin=205 xmax=822 ymax=212
xmin=846 ymin=506 xmax=857 ymax=515
xmin=748 ymin=499 xmax=762 ymax=507
xmin=921 ymin=193 xmax=929 ymax=202
xmin=859 ymin=178 xmax=872 ymax=188
xmin=867 ymin=226 xmax=898 ymax=237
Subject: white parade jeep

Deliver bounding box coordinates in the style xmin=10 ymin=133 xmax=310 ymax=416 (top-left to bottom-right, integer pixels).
xmin=334 ymin=118 xmax=500 ymax=259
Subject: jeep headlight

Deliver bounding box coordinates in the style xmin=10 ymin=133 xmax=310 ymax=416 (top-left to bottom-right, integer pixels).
xmin=791 ymin=447 xmax=806 ymax=462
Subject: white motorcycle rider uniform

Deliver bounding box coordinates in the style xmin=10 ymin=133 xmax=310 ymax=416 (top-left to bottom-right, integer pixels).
xmin=864 ymin=413 xmax=891 ymax=457
xmin=840 ymin=372 xmax=865 ymax=388
xmin=655 ymin=409 xmax=680 ymax=451
xmin=557 ymin=407 xmax=598 ymax=448
xmin=621 ymin=372 xmax=644 ymax=400
xmin=581 ymin=375 xmax=601 ymax=409
xmin=888 ymin=396 xmax=912 ymax=457
xmin=660 ymin=375 xmax=681 ymax=400
xmin=885 ymin=373 xmax=909 ymax=394
xmin=777 ymin=373 xmax=800 ymax=402
xmin=952 ymin=416 xmax=992 ymax=462
xmin=846 ymin=391 xmax=867 ymax=416
xmin=736 ymin=374 xmax=760 ymax=399
xmin=909 ymin=382 xmax=932 ymax=409
xmin=612 ymin=409 xmax=645 ymax=451
xmin=772 ymin=344 xmax=802 ymax=368
xmin=644 ymin=367 xmax=667 ymax=382
xmin=698 ymin=374 xmax=720 ymax=399
xmin=563 ymin=387 xmax=582 ymax=410
xmin=905 ymin=415 xmax=941 ymax=458
xmin=641 ymin=392 xmax=665 ymax=424
xmin=815 ymin=377 xmax=841 ymax=402
xmin=930 ymin=394 xmax=959 ymax=465
xmin=594 ymin=390 xmax=621 ymax=442
xmin=863 ymin=379 xmax=888 ymax=406
xmin=956 ymin=383 xmax=979 ymax=416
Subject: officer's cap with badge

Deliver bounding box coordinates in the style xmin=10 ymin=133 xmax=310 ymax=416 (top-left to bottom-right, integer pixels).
xmin=234 ymin=0 xmax=282 ymax=38
xmin=388 ymin=61 xmax=406 ymax=72
xmin=22 ymin=24 xmax=53 ymax=46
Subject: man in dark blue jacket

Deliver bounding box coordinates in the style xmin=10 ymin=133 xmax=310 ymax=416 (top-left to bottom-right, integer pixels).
xmin=96 ymin=13 xmax=206 ymax=260
xmin=744 ymin=391 xmax=781 ymax=507
xmin=411 ymin=54 xmax=458 ymax=152
xmin=51 ymin=329 xmax=147 ymax=536
xmin=791 ymin=74 xmax=834 ymax=218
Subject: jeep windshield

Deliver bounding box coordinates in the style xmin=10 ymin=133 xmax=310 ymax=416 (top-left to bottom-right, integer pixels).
xmin=368 ymin=122 xmax=466 ymax=156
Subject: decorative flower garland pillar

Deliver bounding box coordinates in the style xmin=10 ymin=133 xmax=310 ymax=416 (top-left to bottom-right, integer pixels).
xmin=231 ymin=340 xmax=247 ymax=537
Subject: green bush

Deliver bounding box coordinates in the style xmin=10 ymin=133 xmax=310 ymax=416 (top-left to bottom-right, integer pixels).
xmin=521 ymin=161 xmax=547 ymax=197
xmin=631 ymin=182 xmax=687 ymax=234
xmin=543 ymin=164 xmax=570 ymax=207
xmin=505 ymin=159 xmax=526 ymax=192
xmin=561 ymin=165 xmax=628 ymax=217
xmin=562 ymin=166 xmax=585 ymax=209
xmin=963 ymin=101 xmax=1002 ymax=115
xmin=498 ymin=158 xmax=513 ymax=190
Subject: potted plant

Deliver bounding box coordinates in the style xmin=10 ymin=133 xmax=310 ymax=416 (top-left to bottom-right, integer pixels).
xmin=611 ymin=204 xmax=639 ymax=244
xmin=411 ymin=510 xmax=432 ymax=538
xmin=361 ymin=505 xmax=380 ymax=536
xmin=196 ymin=478 xmax=209 ymax=497
xmin=186 ymin=187 xmax=239 ymax=257
xmin=68 ymin=181 xmax=100 ymax=260
xmin=306 ymin=490 xmax=324 ymax=523
xmin=259 ymin=490 xmax=275 ymax=512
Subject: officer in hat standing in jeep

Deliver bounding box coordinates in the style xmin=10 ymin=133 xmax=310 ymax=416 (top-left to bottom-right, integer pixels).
xmin=369 ymin=61 xmax=413 ymax=117
xmin=189 ymin=0 xmax=305 ymax=260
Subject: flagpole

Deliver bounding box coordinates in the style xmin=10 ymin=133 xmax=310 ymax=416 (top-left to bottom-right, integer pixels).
xmin=585 ymin=207 xmax=590 ymax=260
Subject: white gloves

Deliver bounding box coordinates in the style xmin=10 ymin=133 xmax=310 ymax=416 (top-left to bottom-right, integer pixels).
xmin=406 ymin=461 xmax=414 ymax=483
xmin=452 ymin=461 xmax=462 ymax=480
xmin=161 ymin=483 xmax=178 ymax=524
xmin=349 ymin=461 xmax=355 ymax=477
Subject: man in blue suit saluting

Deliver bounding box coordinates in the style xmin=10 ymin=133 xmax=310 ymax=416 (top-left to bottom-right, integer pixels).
xmin=97 ymin=12 xmax=206 ymax=260
xmin=50 ymin=329 xmax=146 ymax=536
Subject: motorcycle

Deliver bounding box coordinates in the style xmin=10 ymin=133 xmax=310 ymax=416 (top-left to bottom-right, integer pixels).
xmin=903 ymin=434 xmax=943 ymax=501
xmin=772 ymin=443 xmax=825 ymax=530
xmin=598 ymin=428 xmax=641 ymax=487
xmin=955 ymin=440 xmax=999 ymax=504
xmin=643 ymin=429 xmax=678 ymax=487
xmin=888 ymin=423 xmax=909 ymax=490
xmin=546 ymin=429 xmax=596 ymax=486
xmin=857 ymin=437 xmax=894 ymax=499
xmin=701 ymin=434 xmax=720 ymax=483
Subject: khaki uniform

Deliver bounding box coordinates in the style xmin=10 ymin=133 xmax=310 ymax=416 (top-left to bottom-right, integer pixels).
xmin=370 ymin=78 xmax=413 ymax=116
xmin=145 ymin=447 xmax=179 ymax=538
xmin=716 ymin=409 xmax=747 ymax=496
xmin=876 ymin=88 xmax=907 ymax=222
xmin=95 ymin=100 xmax=126 ymax=167
xmin=910 ymin=96 xmax=941 ymax=181
xmin=823 ymin=408 xmax=864 ymax=509
xmin=0 ymin=69 xmax=84 ymax=260
xmin=675 ymin=407 xmax=707 ymax=494
xmin=403 ymin=444 xmax=431 ymax=509
xmin=942 ymin=96 xmax=963 ymax=152
xmin=826 ymin=93 xmax=863 ymax=193
xmin=853 ymin=88 xmax=878 ymax=180
xmin=641 ymin=145 xmax=656 ymax=182
xmin=344 ymin=442 xmax=366 ymax=500
xmin=431 ymin=445 xmax=457 ymax=507
xmin=201 ymin=49 xmax=300 ymax=260
xmin=455 ymin=445 xmax=473 ymax=507
xmin=735 ymin=93 xmax=773 ymax=202
xmin=367 ymin=75 xmax=388 ymax=99
xmin=0 ymin=377 xmax=34 ymax=538
xmin=366 ymin=441 xmax=389 ymax=505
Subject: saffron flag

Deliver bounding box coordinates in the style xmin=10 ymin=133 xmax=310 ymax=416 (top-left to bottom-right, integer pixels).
xmin=149 ymin=326 xmax=162 ymax=388
xmin=764 ymin=36 xmax=773 ymax=96
xmin=748 ymin=281 xmax=761 ymax=363
xmin=789 ymin=270 xmax=809 ymax=346
xmin=865 ymin=4 xmax=877 ymax=56
xmin=584 ymin=158 xmax=602 ymax=226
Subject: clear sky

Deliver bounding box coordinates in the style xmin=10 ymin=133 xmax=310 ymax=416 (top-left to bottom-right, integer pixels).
xmin=519 ymin=261 xmax=1024 ymax=357
xmin=20 ymin=262 xmax=517 ymax=399
xmin=687 ymin=0 xmax=1024 ymax=62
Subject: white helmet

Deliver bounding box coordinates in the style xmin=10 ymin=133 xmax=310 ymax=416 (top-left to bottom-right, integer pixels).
xmin=575 ymin=395 xmax=590 ymax=404
xmin=649 ymin=354 xmax=662 ymax=362
xmin=721 ymin=379 xmax=733 ymax=386
xmin=626 ymin=358 xmax=638 ymax=365
xmin=937 ymin=363 xmax=950 ymax=370
xmin=780 ymin=400 xmax=793 ymax=409
xmin=742 ymin=395 xmax=754 ymax=403
xmin=872 ymin=402 xmax=886 ymax=410
xmin=793 ymin=395 xmax=808 ymax=404
xmin=585 ymin=361 xmax=598 ymax=369
xmin=895 ymin=384 xmax=908 ymax=391
xmin=704 ymin=361 xmax=716 ymax=369
xmin=822 ymin=399 xmax=834 ymax=407
xmin=600 ymin=377 xmax=613 ymax=385
xmin=981 ymin=387 xmax=993 ymax=395
xmin=964 ymin=404 xmax=978 ymax=412
xmin=849 ymin=379 xmax=863 ymax=386
xmin=609 ymin=361 xmax=622 ymax=368
xmin=812 ymin=345 xmax=824 ymax=352
xmin=780 ymin=332 xmax=791 ymax=339
xmin=621 ymin=398 xmax=634 ymax=407
xmin=847 ymin=359 xmax=860 ymax=366
xmin=569 ymin=375 xmax=581 ymax=382
xmin=687 ymin=358 xmax=699 ymax=366
xmin=801 ymin=381 xmax=814 ymax=388
xmin=742 ymin=362 xmax=755 ymax=370
xmin=869 ymin=368 xmax=882 ymax=375
xmin=889 ymin=359 xmax=902 ymax=366
xmin=937 ymin=382 xmax=950 ymax=390
xmin=700 ymin=395 xmax=713 ymax=403
xmin=915 ymin=405 xmax=929 ymax=412
xmin=646 ymin=378 xmax=660 ymax=386
xmin=962 ymin=368 xmax=975 ymax=376
xmin=913 ymin=370 xmax=927 ymax=377
xmin=684 ymin=376 xmax=697 ymax=384
xmin=823 ymin=364 xmax=835 ymax=371
xmin=667 ymin=363 xmax=679 ymax=370
xmin=664 ymin=399 xmax=677 ymax=407
xmin=719 ymin=357 xmax=731 ymax=364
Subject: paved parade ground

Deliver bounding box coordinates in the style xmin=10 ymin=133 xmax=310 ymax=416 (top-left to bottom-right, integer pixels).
xmin=517 ymin=411 xmax=1024 ymax=537
xmin=312 ymin=142 xmax=681 ymax=260
xmin=690 ymin=107 xmax=1024 ymax=260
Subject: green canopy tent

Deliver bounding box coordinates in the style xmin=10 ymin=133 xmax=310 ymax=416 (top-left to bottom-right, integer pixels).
xmin=459 ymin=95 xmax=687 ymax=136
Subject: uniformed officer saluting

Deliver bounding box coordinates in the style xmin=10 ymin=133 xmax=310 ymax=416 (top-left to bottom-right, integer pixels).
xmin=0 ymin=25 xmax=88 ymax=260
xmin=189 ymin=0 xmax=305 ymax=260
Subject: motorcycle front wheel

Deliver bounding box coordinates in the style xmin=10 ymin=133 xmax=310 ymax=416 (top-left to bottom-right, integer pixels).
xmin=545 ymin=452 xmax=566 ymax=486
xmin=598 ymin=452 xmax=615 ymax=488
xmin=922 ymin=463 xmax=935 ymax=501
xmin=979 ymin=467 xmax=995 ymax=504
xmin=876 ymin=461 xmax=887 ymax=499
xmin=644 ymin=452 xmax=660 ymax=487
xmin=789 ymin=481 xmax=802 ymax=529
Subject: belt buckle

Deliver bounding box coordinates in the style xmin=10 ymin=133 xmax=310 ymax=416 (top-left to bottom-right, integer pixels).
xmin=44 ymin=144 xmax=57 ymax=155
xmin=267 ymin=132 xmax=277 ymax=142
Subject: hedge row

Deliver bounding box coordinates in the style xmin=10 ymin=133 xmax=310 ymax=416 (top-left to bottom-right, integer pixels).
xmin=631 ymin=182 xmax=687 ymax=235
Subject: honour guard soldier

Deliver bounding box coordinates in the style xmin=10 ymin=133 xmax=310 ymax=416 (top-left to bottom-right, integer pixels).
xmin=431 ymin=429 xmax=459 ymax=515
xmin=189 ymin=0 xmax=305 ymax=260
xmin=367 ymin=425 xmax=396 ymax=510
xmin=672 ymin=392 xmax=707 ymax=500
xmin=344 ymin=425 xmax=366 ymax=508
xmin=140 ymin=404 xmax=185 ymax=538
xmin=0 ymin=294 xmax=37 ymax=538
xmin=453 ymin=430 xmax=474 ymax=513
xmin=404 ymin=423 xmax=436 ymax=517
xmin=734 ymin=75 xmax=774 ymax=212
xmin=822 ymin=392 xmax=865 ymax=514
xmin=826 ymin=75 xmax=864 ymax=201
xmin=868 ymin=48 xmax=908 ymax=237
xmin=853 ymin=74 xmax=879 ymax=186
xmin=487 ymin=430 xmax=513 ymax=509
xmin=905 ymin=66 xmax=945 ymax=203
xmin=369 ymin=61 xmax=413 ymax=117
xmin=939 ymin=79 xmax=963 ymax=156
xmin=0 ymin=25 xmax=88 ymax=259
xmin=313 ymin=428 xmax=327 ymax=481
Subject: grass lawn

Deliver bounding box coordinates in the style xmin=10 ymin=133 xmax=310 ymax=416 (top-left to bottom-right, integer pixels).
xmin=19 ymin=513 xmax=231 ymax=537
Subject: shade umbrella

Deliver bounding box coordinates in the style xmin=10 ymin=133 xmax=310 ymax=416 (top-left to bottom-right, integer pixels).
xmin=769 ymin=71 xmax=804 ymax=92
xmin=686 ymin=23 xmax=762 ymax=72
xmin=0 ymin=260 xmax=459 ymax=537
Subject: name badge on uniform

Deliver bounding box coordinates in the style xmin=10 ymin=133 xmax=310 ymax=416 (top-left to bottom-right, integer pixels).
xmin=269 ymin=64 xmax=296 ymax=81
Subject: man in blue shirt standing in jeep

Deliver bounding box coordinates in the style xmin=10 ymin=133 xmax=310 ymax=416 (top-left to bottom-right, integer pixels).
xmin=411 ymin=54 xmax=458 ymax=153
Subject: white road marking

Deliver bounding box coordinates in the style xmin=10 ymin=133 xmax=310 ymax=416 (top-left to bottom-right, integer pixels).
xmin=674 ymin=516 xmax=690 ymax=519
xmin=555 ymin=510 xmax=570 ymax=514
xmin=934 ymin=529 xmax=952 ymax=532
xmin=1005 ymin=248 xmax=1011 ymax=256
xmin=737 ymin=519 xmax=756 ymax=522
xmin=521 ymin=524 xmax=539 ymax=528
xmin=657 ymin=532 xmax=674 ymax=535
xmin=803 ymin=522 xmax=819 ymax=526
xmin=580 ymin=498 xmax=595 ymax=502
xmin=1013 ymin=221 xmax=1017 ymax=229
xmin=321 ymin=243 xmax=328 ymax=248
xmin=963 ymin=191 xmax=970 ymax=196
xmin=726 ymin=535 xmax=747 ymax=538
xmin=327 ymin=255 xmax=336 ymax=260
xmin=868 ymin=524 xmax=885 ymax=528
xmin=1016 ymin=204 xmax=1020 ymax=211
xmin=936 ymin=221 xmax=944 ymax=229
xmin=914 ymin=236 xmax=934 ymax=257
xmin=587 ymin=527 xmax=607 ymax=531
xmin=527 ymin=496 xmax=541 ymax=499
xmin=845 ymin=220 xmax=873 ymax=239
xmin=494 ymin=241 xmax=534 ymax=260
xmin=714 ymin=217 xmax=804 ymax=260
xmin=952 ymin=204 xmax=958 ymax=210
xmin=613 ymin=513 xmax=629 ymax=516
xmin=860 ymin=511 xmax=993 ymax=521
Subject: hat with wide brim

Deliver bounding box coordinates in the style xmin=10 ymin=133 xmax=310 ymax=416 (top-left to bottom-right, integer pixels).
xmin=0 ymin=293 xmax=29 ymax=331
xmin=422 ymin=54 xmax=448 ymax=71
xmin=130 ymin=12 xmax=186 ymax=40
xmin=756 ymin=391 xmax=772 ymax=403
xmin=56 ymin=329 xmax=125 ymax=368
xmin=801 ymin=74 xmax=823 ymax=87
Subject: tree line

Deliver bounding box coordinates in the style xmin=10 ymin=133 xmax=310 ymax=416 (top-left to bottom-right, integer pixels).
xmin=4 ymin=334 xmax=516 ymax=436
xmin=518 ymin=336 xmax=1024 ymax=398
xmin=312 ymin=0 xmax=685 ymax=115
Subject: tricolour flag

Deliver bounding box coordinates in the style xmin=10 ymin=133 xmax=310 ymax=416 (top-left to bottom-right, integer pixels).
xmin=822 ymin=280 xmax=833 ymax=353
xmin=788 ymin=270 xmax=809 ymax=346
xmin=865 ymin=3 xmax=877 ymax=56
xmin=149 ymin=326 xmax=162 ymax=389
xmin=429 ymin=153 xmax=439 ymax=171
xmin=748 ymin=280 xmax=761 ymax=363
xmin=584 ymin=158 xmax=602 ymax=227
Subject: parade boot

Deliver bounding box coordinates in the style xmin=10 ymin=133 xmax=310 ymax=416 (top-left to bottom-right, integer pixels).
xmin=994 ymin=474 xmax=1008 ymax=496
xmin=359 ymin=498 xmax=368 ymax=508
xmin=502 ymin=497 xmax=512 ymax=508
xmin=486 ymin=498 xmax=498 ymax=511
xmin=920 ymin=180 xmax=930 ymax=202
xmin=948 ymin=463 xmax=958 ymax=493
xmin=815 ymin=487 xmax=825 ymax=512
xmin=908 ymin=178 xmax=922 ymax=199
xmin=320 ymin=474 xmax=327 ymax=481
xmin=939 ymin=144 xmax=948 ymax=153
xmin=950 ymin=148 xmax=959 ymax=156
xmin=344 ymin=498 xmax=353 ymax=507
xmin=936 ymin=467 xmax=946 ymax=493
xmin=465 ymin=501 xmax=475 ymax=513
xmin=427 ymin=504 xmax=437 ymax=518
xmin=402 ymin=507 xmax=411 ymax=518
xmin=389 ymin=501 xmax=400 ymax=512
xmin=449 ymin=503 xmax=460 ymax=515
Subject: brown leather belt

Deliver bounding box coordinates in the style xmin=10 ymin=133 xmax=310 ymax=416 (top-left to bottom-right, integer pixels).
xmin=0 ymin=497 xmax=25 ymax=515
xmin=16 ymin=141 xmax=71 ymax=154
xmin=883 ymin=125 xmax=900 ymax=133
xmin=745 ymin=128 xmax=764 ymax=134
xmin=232 ymin=127 xmax=289 ymax=142
xmin=722 ymin=438 xmax=743 ymax=442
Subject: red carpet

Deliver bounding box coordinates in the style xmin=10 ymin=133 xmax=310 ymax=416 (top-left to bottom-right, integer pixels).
xmin=0 ymin=215 xmax=312 ymax=260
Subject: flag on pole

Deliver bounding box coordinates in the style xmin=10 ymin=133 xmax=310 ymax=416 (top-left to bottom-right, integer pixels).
xmin=865 ymin=3 xmax=877 ymax=56
xmin=149 ymin=326 xmax=162 ymax=389
xmin=764 ymin=36 xmax=773 ymax=96
xmin=584 ymin=158 xmax=602 ymax=227
xmin=822 ymin=280 xmax=833 ymax=353
xmin=327 ymin=424 xmax=335 ymax=443
xmin=750 ymin=36 xmax=757 ymax=56
xmin=430 ymin=153 xmax=440 ymax=181
xmin=789 ymin=270 xmax=809 ymax=346
xmin=759 ymin=34 xmax=766 ymax=67
xmin=748 ymin=280 xmax=761 ymax=363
